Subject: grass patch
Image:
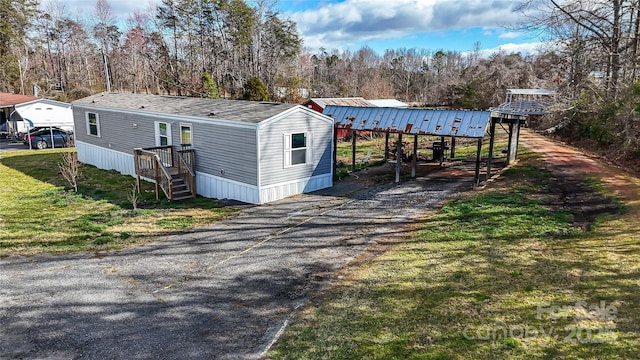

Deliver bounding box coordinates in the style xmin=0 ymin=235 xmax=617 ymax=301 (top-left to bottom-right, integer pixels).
xmin=270 ymin=154 xmax=639 ymax=359
xmin=334 ymin=134 xmax=511 ymax=181
xmin=0 ymin=149 xmax=237 ymax=256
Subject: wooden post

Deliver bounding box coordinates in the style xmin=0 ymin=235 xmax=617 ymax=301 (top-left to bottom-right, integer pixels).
xmin=486 ymin=119 xmax=496 ymax=180
xmin=396 ymin=133 xmax=402 ymax=183
xmin=134 ymin=150 xmax=141 ymax=192
xmin=412 ymin=134 xmax=418 ymax=178
xmin=439 ymin=136 xmax=445 ymax=166
xmin=474 ymin=138 xmax=483 ymax=187
xmin=154 ymin=160 xmax=159 ymax=200
xmin=450 ymin=137 xmax=456 ymax=159
xmin=351 ymin=130 xmax=357 ymax=172
xmin=384 ymin=132 xmax=390 ymax=160
xmin=509 ymin=121 xmax=520 ymax=163
xmin=507 ymin=121 xmax=515 ymax=165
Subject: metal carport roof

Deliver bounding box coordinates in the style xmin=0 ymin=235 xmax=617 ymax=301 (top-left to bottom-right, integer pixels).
xmin=323 ymin=106 xmax=492 ymax=138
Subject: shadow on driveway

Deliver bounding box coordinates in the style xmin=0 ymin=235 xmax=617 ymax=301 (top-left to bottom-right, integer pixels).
xmin=0 ymin=163 xmax=480 ymax=359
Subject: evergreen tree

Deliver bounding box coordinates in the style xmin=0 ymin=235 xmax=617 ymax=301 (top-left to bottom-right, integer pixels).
xmin=243 ymin=76 xmax=268 ymax=101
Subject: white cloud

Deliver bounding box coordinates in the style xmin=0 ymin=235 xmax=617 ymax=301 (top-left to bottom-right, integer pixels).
xmin=474 ymin=42 xmax=551 ymax=58
xmin=499 ymin=31 xmax=523 ymax=39
xmin=44 ymin=0 xmax=159 ymax=22
xmin=291 ymin=0 xmax=522 ymax=50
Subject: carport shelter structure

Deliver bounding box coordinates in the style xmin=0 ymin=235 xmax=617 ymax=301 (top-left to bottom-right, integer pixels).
xmin=323 ymin=106 xmax=527 ymax=185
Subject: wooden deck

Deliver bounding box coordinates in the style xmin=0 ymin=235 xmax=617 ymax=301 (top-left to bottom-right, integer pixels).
xmin=134 ymin=146 xmax=196 ymax=201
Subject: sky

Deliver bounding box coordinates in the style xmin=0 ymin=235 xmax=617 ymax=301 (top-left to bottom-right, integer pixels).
xmin=47 ymin=0 xmax=547 ymax=57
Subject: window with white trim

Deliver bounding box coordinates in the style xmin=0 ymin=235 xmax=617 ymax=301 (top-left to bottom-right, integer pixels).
xmin=155 ymin=121 xmax=172 ymax=146
xmin=180 ymin=123 xmax=192 ymax=147
xmin=284 ymin=132 xmax=312 ymax=167
xmin=86 ymin=112 xmax=100 ymax=137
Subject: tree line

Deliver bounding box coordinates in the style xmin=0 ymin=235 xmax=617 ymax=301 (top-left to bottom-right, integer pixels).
xmin=0 ymin=0 xmax=578 ymax=107
xmin=1 ymin=1 xmax=640 ymax=124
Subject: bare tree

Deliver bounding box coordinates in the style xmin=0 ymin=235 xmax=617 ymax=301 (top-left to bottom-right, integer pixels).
xmin=517 ymin=0 xmax=640 ymax=99
xmin=58 ymin=151 xmax=81 ymax=193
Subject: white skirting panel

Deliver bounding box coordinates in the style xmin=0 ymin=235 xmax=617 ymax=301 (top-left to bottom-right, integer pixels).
xmin=76 ymin=141 xmax=136 ymax=176
xmin=259 ymin=173 xmax=333 ymax=204
xmin=77 ymin=141 xmax=332 ymax=205
xmin=196 ymin=172 xmax=260 ymax=204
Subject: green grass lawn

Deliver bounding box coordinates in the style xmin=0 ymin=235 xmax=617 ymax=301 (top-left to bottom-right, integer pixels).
xmin=270 ymin=154 xmax=639 ymax=359
xmin=0 ymin=149 xmax=236 ymax=256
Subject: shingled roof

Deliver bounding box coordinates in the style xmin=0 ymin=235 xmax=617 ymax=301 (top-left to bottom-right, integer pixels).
xmin=0 ymin=93 xmax=38 ymax=108
xmin=73 ymin=93 xmax=299 ymax=124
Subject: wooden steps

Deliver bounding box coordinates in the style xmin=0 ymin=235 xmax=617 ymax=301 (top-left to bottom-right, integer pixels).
xmin=170 ymin=176 xmax=195 ymax=201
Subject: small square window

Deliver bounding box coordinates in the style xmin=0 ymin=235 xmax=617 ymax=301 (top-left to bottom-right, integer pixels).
xmin=155 ymin=121 xmax=172 ymax=146
xmin=86 ymin=112 xmax=100 ymax=137
xmin=285 ymin=132 xmax=311 ymax=167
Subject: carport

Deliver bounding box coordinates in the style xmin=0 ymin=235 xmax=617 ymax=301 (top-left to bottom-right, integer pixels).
xmin=323 ymin=106 xmax=493 ymax=186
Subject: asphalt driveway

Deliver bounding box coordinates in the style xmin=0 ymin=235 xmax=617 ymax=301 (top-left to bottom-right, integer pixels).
xmin=0 ymin=139 xmax=26 ymax=152
xmin=0 ymin=163 xmax=478 ymax=359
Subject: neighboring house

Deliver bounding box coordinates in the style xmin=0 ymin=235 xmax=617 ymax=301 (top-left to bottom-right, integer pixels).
xmin=303 ymin=97 xmax=376 ymax=139
xmin=273 ymin=86 xmax=311 ymax=100
xmin=72 ymin=93 xmax=334 ymax=205
xmin=368 ymin=99 xmax=409 ymax=108
xmin=11 ymin=98 xmax=74 ymax=132
xmin=303 ymin=97 xmax=375 ymax=113
xmin=0 ymin=93 xmax=38 ymax=138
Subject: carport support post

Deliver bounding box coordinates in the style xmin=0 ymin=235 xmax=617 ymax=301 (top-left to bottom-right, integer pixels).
xmin=486 ymin=118 xmax=496 ymax=180
xmin=474 ymin=138 xmax=483 ymax=187
xmin=507 ymin=121 xmax=515 ymax=165
xmin=450 ymin=137 xmax=456 ymax=159
xmin=396 ymin=133 xmax=402 ymax=183
xmin=439 ymin=136 xmax=445 ymax=166
xmin=508 ymin=121 xmax=520 ymax=164
xmin=412 ymin=134 xmax=418 ymax=178
xmin=384 ymin=132 xmax=390 ymax=160
xmin=351 ymin=130 xmax=357 ymax=172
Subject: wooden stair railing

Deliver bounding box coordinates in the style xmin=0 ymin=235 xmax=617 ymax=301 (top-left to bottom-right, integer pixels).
xmin=134 ymin=146 xmax=196 ymax=201
xmin=175 ymin=149 xmax=196 ymax=200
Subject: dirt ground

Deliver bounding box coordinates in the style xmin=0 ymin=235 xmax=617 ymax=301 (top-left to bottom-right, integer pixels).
xmin=519 ymin=130 xmax=640 ymax=204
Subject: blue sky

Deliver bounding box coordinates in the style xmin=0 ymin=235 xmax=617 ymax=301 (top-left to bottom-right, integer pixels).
xmin=51 ymin=0 xmax=546 ymax=56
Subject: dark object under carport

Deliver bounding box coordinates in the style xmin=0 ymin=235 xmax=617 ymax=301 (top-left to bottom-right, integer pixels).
xmin=430 ymin=140 xmax=449 ymax=163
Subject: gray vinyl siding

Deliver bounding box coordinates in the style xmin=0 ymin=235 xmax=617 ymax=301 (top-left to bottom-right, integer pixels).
xmin=192 ymin=124 xmax=258 ymax=185
xmin=73 ymin=106 xmax=161 ymax=151
xmin=73 ymin=106 xmax=258 ymax=186
xmin=259 ymin=110 xmax=332 ymax=187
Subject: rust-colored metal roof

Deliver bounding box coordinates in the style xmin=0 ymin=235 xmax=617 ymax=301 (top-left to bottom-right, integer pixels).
xmin=0 ymin=93 xmax=39 ymax=107
xmin=306 ymin=97 xmax=375 ymax=109
xmin=323 ymin=106 xmax=491 ymax=138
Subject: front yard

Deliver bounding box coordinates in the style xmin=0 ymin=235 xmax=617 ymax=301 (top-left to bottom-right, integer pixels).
xmin=270 ymin=150 xmax=640 ymax=359
xmin=0 ymin=149 xmax=236 ymax=256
